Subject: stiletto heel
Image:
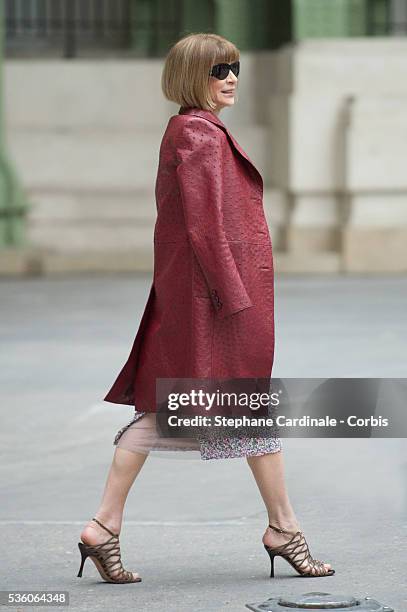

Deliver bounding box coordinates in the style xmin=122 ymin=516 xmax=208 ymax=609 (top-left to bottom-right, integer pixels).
xmin=76 ymin=517 xmax=142 ymax=583
xmin=77 ymin=542 xmax=89 ymax=577
xmin=264 ymin=523 xmax=335 ymax=578
xmin=264 ymin=546 xmax=276 ymax=578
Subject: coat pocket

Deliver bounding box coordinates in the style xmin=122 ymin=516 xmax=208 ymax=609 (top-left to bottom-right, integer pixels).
xmin=250 ymin=242 xmax=273 ymax=270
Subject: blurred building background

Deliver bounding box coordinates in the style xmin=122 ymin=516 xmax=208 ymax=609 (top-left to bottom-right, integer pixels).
xmin=1 ymin=0 xmax=407 ymax=275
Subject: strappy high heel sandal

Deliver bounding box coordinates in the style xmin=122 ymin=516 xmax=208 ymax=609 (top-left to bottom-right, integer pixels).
xmin=264 ymin=523 xmax=335 ymax=578
xmin=77 ymin=517 xmax=142 ymax=583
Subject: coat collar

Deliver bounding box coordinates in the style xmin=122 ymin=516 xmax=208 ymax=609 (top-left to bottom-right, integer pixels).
xmin=178 ymin=106 xmax=226 ymax=129
xmin=178 ymin=106 xmax=263 ymax=193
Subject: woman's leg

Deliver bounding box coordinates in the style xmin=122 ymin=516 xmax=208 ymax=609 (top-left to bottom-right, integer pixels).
xmin=80 ymin=447 xmax=149 ymax=579
xmin=246 ymin=450 xmax=332 ymax=573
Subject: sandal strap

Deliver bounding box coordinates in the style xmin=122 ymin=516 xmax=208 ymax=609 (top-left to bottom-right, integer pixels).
xmin=86 ymin=521 xmax=134 ymax=581
xmin=92 ymin=517 xmax=119 ymax=538
xmin=270 ymin=529 xmax=329 ymax=576
xmin=90 ymin=542 xmax=133 ymax=581
xmin=268 ymin=523 xmax=298 ymax=536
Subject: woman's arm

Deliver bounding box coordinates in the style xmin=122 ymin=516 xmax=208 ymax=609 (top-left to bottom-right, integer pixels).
xmin=175 ymin=116 xmax=253 ymax=319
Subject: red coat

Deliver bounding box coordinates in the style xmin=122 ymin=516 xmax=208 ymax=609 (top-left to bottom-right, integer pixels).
xmin=103 ymin=106 xmax=275 ymax=412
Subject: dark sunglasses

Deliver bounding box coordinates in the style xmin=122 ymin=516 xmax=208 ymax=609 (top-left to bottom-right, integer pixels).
xmin=209 ymin=61 xmax=240 ymax=80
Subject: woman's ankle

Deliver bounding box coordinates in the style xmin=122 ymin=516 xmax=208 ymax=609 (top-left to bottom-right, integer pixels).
xmin=92 ymin=511 xmax=123 ymax=534
xmin=267 ymin=513 xmax=299 ymax=531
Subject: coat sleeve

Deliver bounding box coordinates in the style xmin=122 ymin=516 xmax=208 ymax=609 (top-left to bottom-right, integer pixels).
xmin=175 ymin=117 xmax=253 ymax=319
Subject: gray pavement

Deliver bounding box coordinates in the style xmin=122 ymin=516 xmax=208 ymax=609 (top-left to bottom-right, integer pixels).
xmin=1 ymin=273 xmax=406 ymax=612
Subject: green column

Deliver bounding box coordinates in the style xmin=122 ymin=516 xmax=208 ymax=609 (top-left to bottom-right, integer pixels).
xmin=215 ymin=0 xmax=252 ymax=50
xmin=293 ymin=0 xmax=368 ymax=38
xmin=215 ymin=0 xmax=274 ymax=51
xmin=0 ymin=0 xmax=30 ymax=247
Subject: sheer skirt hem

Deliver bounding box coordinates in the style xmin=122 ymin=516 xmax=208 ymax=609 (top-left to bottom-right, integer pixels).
xmin=113 ymin=409 xmax=283 ymax=461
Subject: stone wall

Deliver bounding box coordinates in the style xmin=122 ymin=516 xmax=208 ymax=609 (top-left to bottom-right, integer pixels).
xmin=268 ymin=39 xmax=407 ymax=273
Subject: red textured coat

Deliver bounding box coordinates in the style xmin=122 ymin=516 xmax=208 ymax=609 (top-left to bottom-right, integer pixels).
xmin=103 ymin=106 xmax=275 ymax=412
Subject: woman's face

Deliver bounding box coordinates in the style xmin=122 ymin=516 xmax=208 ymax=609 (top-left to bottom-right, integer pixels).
xmin=209 ymin=64 xmax=238 ymax=114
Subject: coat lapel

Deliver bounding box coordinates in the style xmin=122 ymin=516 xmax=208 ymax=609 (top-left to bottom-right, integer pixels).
xmin=178 ymin=107 xmax=263 ymax=192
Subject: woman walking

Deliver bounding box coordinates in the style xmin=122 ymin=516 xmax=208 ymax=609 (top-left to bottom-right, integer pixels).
xmin=77 ymin=33 xmax=334 ymax=583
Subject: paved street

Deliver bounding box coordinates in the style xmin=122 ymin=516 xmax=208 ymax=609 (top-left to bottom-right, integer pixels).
xmin=1 ymin=273 xmax=406 ymax=612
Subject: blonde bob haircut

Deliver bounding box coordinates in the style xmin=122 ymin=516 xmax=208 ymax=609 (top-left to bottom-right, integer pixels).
xmin=161 ymin=33 xmax=240 ymax=111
